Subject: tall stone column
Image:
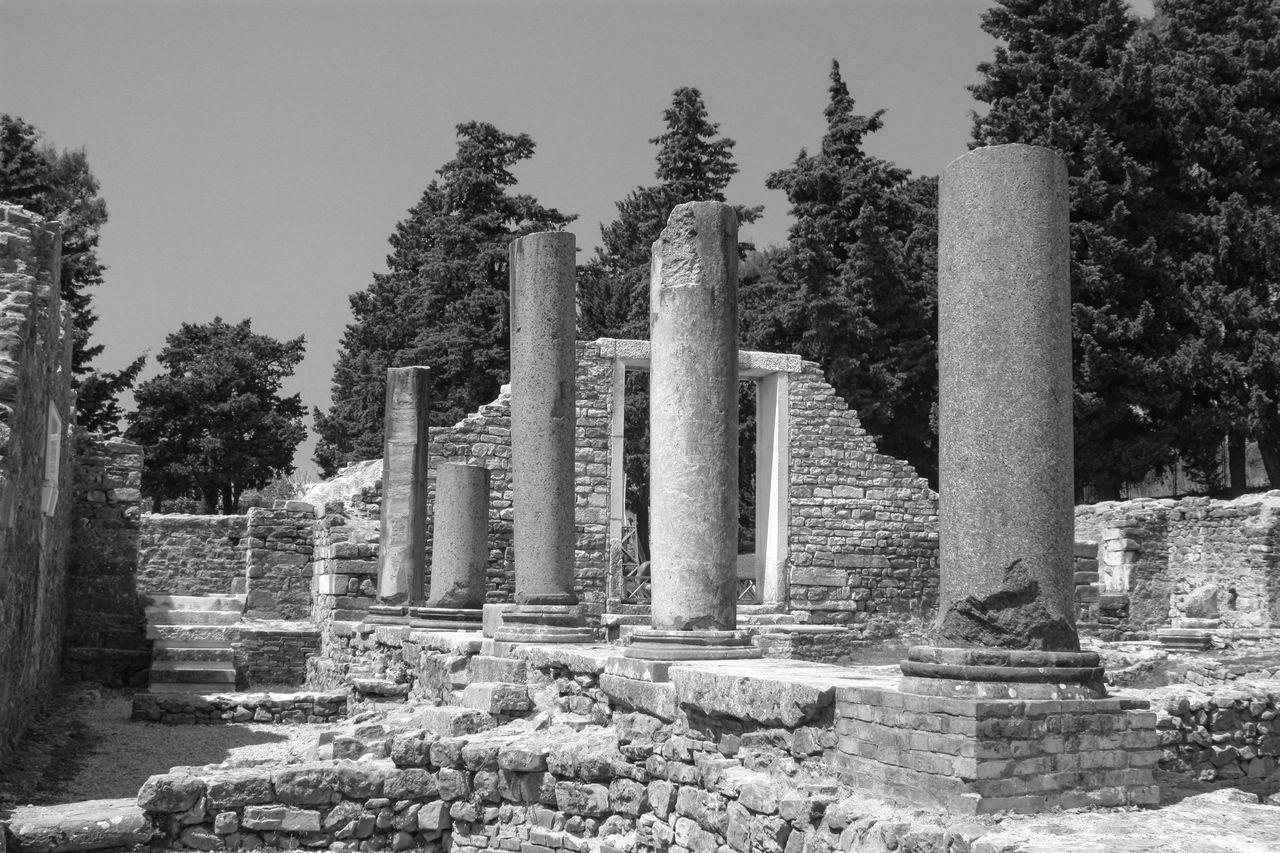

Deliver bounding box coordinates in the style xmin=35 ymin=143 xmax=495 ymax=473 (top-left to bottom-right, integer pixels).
xmin=373 ymin=366 xmax=431 ymax=614
xmin=496 ymin=230 xmax=590 ymax=643
xmin=902 ymin=143 xmax=1101 ymax=698
xmin=626 ymin=201 xmax=757 ymax=660
xmin=409 ymin=463 xmax=489 ymax=630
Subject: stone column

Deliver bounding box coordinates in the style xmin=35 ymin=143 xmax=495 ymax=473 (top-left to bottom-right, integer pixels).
xmin=426 ymin=464 xmax=490 ymax=608
xmin=626 ymin=201 xmax=757 ymax=660
xmin=902 ymin=143 xmax=1100 ymax=699
xmin=374 ymin=366 xmax=430 ymax=613
xmin=497 ymin=230 xmax=590 ymax=643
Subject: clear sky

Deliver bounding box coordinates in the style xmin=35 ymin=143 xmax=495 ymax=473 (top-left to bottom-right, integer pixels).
xmin=0 ymin=0 xmax=1151 ymax=480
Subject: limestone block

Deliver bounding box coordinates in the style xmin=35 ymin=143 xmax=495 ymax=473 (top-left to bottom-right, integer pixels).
xmin=554 ymin=781 xmax=611 ymax=817
xmin=417 ymin=801 xmax=451 ymax=832
xmin=204 ymin=769 xmax=273 ymax=810
xmin=6 ymin=799 xmax=154 ymax=853
xmin=600 ymin=674 xmax=679 ymax=723
xmin=669 ymin=667 xmax=833 ymax=728
xmin=137 ymin=772 xmax=205 ymax=813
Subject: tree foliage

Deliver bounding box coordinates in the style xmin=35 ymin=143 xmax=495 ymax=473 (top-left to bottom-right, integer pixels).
xmin=126 ymin=318 xmax=306 ymax=514
xmin=757 ymin=62 xmax=940 ymax=485
xmin=314 ymin=122 xmax=573 ymax=476
xmin=0 ymin=114 xmax=143 ymax=431
xmin=970 ymin=0 xmax=1186 ymax=498
xmin=577 ymin=88 xmax=761 ymax=551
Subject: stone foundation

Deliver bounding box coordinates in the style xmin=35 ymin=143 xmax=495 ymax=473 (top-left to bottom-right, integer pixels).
xmin=828 ymin=682 xmax=1159 ymax=814
xmin=1150 ymin=681 xmax=1280 ymax=796
xmin=130 ymin=689 xmax=348 ymax=725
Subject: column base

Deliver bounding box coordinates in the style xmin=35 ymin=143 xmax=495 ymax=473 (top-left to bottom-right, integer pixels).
xmin=407 ymin=606 xmax=484 ymax=631
xmin=623 ymin=628 xmax=762 ymax=661
xmin=365 ymin=604 xmax=411 ymax=625
xmin=494 ymin=605 xmax=594 ymax=644
xmin=899 ymin=645 xmax=1105 ymax=700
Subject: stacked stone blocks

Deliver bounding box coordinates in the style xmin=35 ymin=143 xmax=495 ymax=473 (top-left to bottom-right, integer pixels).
xmin=1152 ymin=682 xmax=1280 ymax=795
xmin=137 ymin=513 xmax=247 ymax=596
xmin=829 ymin=686 xmax=1159 ymax=814
xmin=243 ymin=502 xmax=316 ymax=620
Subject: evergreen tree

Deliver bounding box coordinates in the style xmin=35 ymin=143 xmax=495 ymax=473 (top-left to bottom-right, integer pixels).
xmin=970 ymin=0 xmax=1184 ymax=498
xmin=1141 ymin=0 xmax=1280 ymax=491
xmin=762 ymin=62 xmax=940 ymax=485
xmin=126 ymin=318 xmax=306 ymax=514
xmin=577 ymin=88 xmax=761 ymax=553
xmin=314 ymin=122 xmax=574 ymax=476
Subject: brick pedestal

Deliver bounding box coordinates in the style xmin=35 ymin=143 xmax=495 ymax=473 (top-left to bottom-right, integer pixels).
xmin=828 ymin=683 xmax=1159 ymax=814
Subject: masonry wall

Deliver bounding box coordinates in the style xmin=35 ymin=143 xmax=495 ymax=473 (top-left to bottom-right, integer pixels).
xmin=137 ymin=513 xmax=247 ymax=595
xmin=244 ymin=503 xmax=317 ymax=620
xmin=63 ymin=436 xmax=149 ymax=686
xmin=0 ymin=204 xmax=76 ymax=764
xmin=1075 ymin=493 xmax=1280 ymax=633
xmin=786 ymin=362 xmax=938 ymax=632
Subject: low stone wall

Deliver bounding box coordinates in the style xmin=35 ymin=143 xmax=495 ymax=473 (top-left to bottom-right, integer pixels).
xmin=130 ymin=689 xmax=348 ymax=725
xmin=137 ymin=513 xmax=247 ymax=595
xmin=1151 ymin=682 xmax=1280 ymax=796
xmin=234 ymin=622 xmax=321 ymax=689
xmin=1186 ymin=657 xmax=1280 ymax=686
xmin=310 ymin=499 xmax=379 ymax=635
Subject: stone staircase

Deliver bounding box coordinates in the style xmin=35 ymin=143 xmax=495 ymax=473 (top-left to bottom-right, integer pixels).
xmin=144 ymin=593 xmax=244 ymax=693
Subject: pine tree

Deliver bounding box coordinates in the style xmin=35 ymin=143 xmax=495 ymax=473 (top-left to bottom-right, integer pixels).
xmin=970 ymin=0 xmax=1184 ymax=499
xmin=1141 ymin=0 xmax=1280 ymax=491
xmin=762 ymin=62 xmax=940 ymax=485
xmin=314 ymin=122 xmax=573 ymax=476
xmin=126 ymin=318 xmax=306 ymax=514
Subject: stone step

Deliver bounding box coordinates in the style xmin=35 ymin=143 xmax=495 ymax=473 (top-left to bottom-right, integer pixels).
xmin=468 ymin=655 xmax=529 ymax=683
xmin=153 ymin=646 xmax=235 ymax=663
xmin=144 ymin=593 xmax=246 ymax=611
xmin=145 ymin=607 xmax=241 ymax=626
xmin=6 ymin=798 xmax=153 ymax=852
xmin=150 ymin=663 xmax=236 ymax=682
xmin=149 ymin=678 xmax=234 ymax=693
xmin=147 ymin=624 xmax=237 ymax=644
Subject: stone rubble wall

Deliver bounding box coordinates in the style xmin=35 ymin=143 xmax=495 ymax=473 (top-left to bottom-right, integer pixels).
xmin=1151 ymin=682 xmax=1280 ymax=797
xmin=0 ymin=205 xmax=76 ymax=765
xmin=235 ymin=622 xmax=322 ymax=689
xmin=310 ymin=497 xmax=379 ymax=656
xmin=130 ymin=689 xmax=348 ymax=726
xmin=786 ymin=362 xmax=939 ymax=632
xmin=137 ymin=513 xmax=247 ymax=595
xmin=1186 ymin=657 xmax=1280 ymax=686
xmin=244 ymin=502 xmax=317 ymax=620
xmin=62 ymin=436 xmax=148 ymax=686
xmin=1075 ymin=494 xmax=1280 ymax=635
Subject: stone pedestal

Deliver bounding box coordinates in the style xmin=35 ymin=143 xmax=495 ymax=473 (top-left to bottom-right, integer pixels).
xmin=375 ymin=365 xmax=431 ymax=613
xmin=499 ymin=230 xmax=585 ymax=643
xmin=410 ymin=463 xmax=489 ymax=630
xmin=633 ymin=201 xmax=757 ymax=661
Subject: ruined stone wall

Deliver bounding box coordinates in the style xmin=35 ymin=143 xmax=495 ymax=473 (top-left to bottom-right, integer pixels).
xmin=137 ymin=513 xmax=247 ymax=595
xmin=234 ymin=623 xmax=322 ymax=689
xmin=0 ymin=205 xmax=76 ymax=764
xmin=63 ymin=436 xmax=148 ymax=686
xmin=786 ymin=362 xmax=939 ymax=631
xmin=1151 ymin=681 xmax=1280 ymax=796
xmin=244 ymin=503 xmax=316 ymax=620
xmin=1075 ymin=494 xmax=1280 ymax=633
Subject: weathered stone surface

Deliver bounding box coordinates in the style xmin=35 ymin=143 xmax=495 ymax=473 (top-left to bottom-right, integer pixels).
xmin=649 ymin=201 xmax=740 ymax=632
xmin=669 ymin=666 xmax=834 ymax=727
xmin=1184 ymin=585 xmax=1220 ymax=619
xmin=389 ymin=729 xmax=437 ymax=767
xmin=508 ymin=230 xmax=578 ymax=606
xmin=378 ymin=365 xmax=430 ymax=605
xmin=384 ymin=768 xmax=437 ymax=799
xmin=545 ymin=728 xmax=622 ymax=781
xmin=7 ymin=798 xmax=154 ymax=853
xmin=410 ymin=704 xmax=494 ymax=737
xmin=936 ymin=143 xmax=1076 ymax=651
xmin=417 ymin=801 xmax=451 ymax=832
xmin=600 ymin=674 xmax=679 ymax=723
xmin=426 ymin=463 xmax=489 ymax=608
xmin=204 ymin=769 xmax=274 ymax=810
xmin=554 ymin=781 xmax=610 ymax=816
xmin=137 ymin=772 xmax=206 ymax=813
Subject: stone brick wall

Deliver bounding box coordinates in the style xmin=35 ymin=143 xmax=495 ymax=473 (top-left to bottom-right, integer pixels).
xmin=137 ymin=513 xmax=247 ymax=595
xmin=235 ymin=622 xmax=322 ymax=689
xmin=786 ymin=362 xmax=938 ymax=631
xmin=1075 ymin=493 xmax=1280 ymax=633
xmin=63 ymin=436 xmax=148 ymax=685
xmin=310 ymin=499 xmax=379 ymax=651
xmin=244 ymin=502 xmax=317 ymax=620
xmin=0 ymin=205 xmax=76 ymax=764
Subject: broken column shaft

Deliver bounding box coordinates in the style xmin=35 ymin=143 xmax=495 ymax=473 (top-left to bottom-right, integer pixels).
xmin=424 ymin=463 xmax=490 ymax=610
xmin=375 ymin=365 xmax=431 ymax=609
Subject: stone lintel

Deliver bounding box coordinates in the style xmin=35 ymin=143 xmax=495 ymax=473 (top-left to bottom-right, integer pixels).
xmin=597 ymin=337 xmax=803 ymax=375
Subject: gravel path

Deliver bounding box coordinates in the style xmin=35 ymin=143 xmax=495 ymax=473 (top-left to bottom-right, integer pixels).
xmin=0 ymin=687 xmax=329 ymax=811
